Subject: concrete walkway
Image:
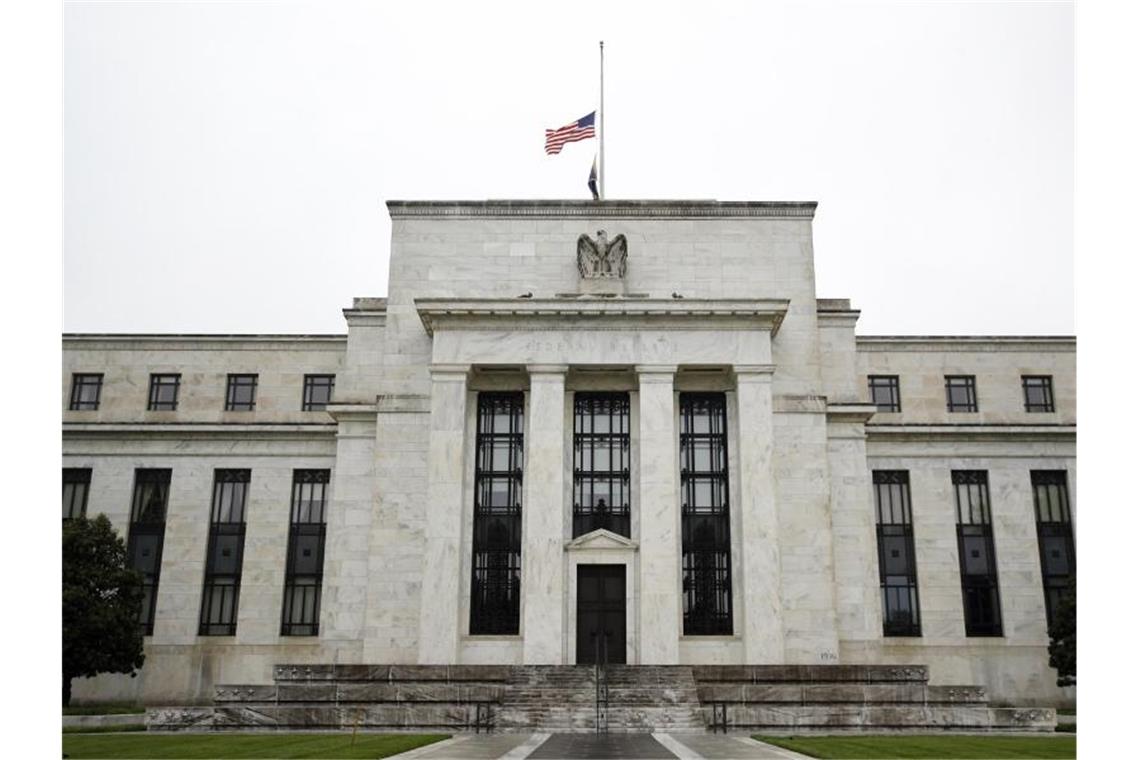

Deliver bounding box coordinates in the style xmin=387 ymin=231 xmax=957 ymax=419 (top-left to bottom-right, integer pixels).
xmin=388 ymin=733 xmax=813 ymax=760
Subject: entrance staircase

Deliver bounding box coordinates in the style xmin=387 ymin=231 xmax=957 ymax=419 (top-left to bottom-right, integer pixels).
xmin=145 ymin=663 xmax=1055 ymax=733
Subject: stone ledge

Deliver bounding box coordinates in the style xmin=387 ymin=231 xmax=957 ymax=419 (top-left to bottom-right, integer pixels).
xmin=387 ymin=200 xmax=818 ymax=219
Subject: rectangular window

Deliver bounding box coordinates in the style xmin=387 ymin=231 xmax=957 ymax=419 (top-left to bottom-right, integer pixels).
xmin=302 ymin=374 xmax=335 ymax=411
xmin=469 ymin=392 xmax=524 ymax=635
xmin=148 ymin=373 xmax=181 ymax=411
xmin=127 ymin=469 xmax=171 ymax=636
xmin=224 ymin=374 xmax=258 ymax=411
xmin=69 ymin=373 xmax=104 ymax=410
xmin=573 ymin=392 xmax=631 ymax=538
xmin=1022 ymin=376 xmax=1055 ymax=413
xmin=945 ymin=375 xmax=978 ymax=413
xmin=868 ymin=375 xmax=901 ymax=413
xmin=281 ymin=469 xmax=329 ymax=636
xmin=1032 ymin=471 xmax=1075 ymax=629
xmin=679 ymin=392 xmax=733 ymax=635
xmin=953 ymin=471 xmax=1002 ymax=636
xmin=873 ymin=471 xmax=921 ymax=636
xmin=199 ymin=469 xmax=249 ymax=636
xmin=63 ymin=468 xmax=92 ymax=521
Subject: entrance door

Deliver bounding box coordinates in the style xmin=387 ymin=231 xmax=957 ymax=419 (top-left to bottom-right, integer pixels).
xmin=576 ymin=564 xmax=626 ymax=664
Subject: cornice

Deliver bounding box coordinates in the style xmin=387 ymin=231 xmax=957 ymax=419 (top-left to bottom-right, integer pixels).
xmin=63 ymin=334 xmax=347 ymax=351
xmin=387 ymin=200 xmax=817 ymax=220
xmin=856 ymin=336 xmax=1075 ymax=353
xmin=866 ymin=423 xmax=1076 ymax=443
xmin=62 ymin=422 xmax=337 ymax=440
xmin=414 ymin=297 xmax=790 ymax=336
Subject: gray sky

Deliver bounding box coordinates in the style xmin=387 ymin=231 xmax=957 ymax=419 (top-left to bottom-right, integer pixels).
xmin=64 ymin=0 xmax=1073 ymax=336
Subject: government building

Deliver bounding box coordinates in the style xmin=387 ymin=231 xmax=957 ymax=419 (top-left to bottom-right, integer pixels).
xmin=63 ymin=200 xmax=1074 ymax=730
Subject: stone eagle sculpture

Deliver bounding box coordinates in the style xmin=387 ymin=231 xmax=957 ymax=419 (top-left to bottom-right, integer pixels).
xmin=577 ymin=229 xmax=628 ymax=279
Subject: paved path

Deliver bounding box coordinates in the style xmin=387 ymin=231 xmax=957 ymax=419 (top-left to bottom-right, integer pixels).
xmin=389 ymin=733 xmax=813 ymax=760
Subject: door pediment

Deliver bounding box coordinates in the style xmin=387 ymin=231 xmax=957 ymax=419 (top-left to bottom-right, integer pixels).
xmin=565 ymin=529 xmax=639 ymax=553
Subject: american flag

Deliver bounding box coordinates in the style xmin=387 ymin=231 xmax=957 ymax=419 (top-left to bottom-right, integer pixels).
xmin=545 ymin=111 xmax=596 ymax=155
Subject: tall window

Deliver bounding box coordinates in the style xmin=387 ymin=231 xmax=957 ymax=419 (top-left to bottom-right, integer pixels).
xmin=573 ymin=392 xmax=631 ymax=537
xmin=868 ymin=375 xmax=901 ymax=413
xmin=148 ymin=373 xmax=181 ymax=410
xmin=945 ymin=376 xmax=978 ymax=413
xmin=469 ymin=392 xmax=524 ymax=635
xmin=1032 ymin=471 xmax=1075 ymax=628
xmin=128 ymin=469 xmax=171 ymax=635
xmin=873 ymin=471 xmax=921 ymax=636
xmin=679 ymin=392 xmax=732 ymax=635
xmin=199 ymin=469 xmax=249 ymax=636
xmin=63 ymin=468 xmax=91 ymax=521
xmin=1022 ymin=376 xmax=1055 ymax=413
xmin=953 ymin=471 xmax=1002 ymax=636
xmin=69 ymin=373 xmax=104 ymax=410
xmin=302 ymin=374 xmax=335 ymax=411
xmin=225 ymin=374 xmax=258 ymax=411
xmin=281 ymin=469 xmax=329 ymax=636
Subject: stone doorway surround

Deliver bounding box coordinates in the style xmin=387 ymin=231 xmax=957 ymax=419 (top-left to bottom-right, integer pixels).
xmin=567 ymin=531 xmax=638 ymax=665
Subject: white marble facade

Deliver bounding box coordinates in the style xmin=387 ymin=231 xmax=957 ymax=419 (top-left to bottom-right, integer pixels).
xmin=63 ymin=201 xmax=1075 ymax=707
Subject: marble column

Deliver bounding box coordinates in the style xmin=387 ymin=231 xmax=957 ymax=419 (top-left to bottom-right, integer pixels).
xmin=636 ymin=365 xmax=681 ymax=664
xmin=417 ymin=364 xmax=469 ymax=664
xmin=521 ymin=364 xmax=568 ymax=664
xmin=734 ymin=364 xmax=784 ymax=663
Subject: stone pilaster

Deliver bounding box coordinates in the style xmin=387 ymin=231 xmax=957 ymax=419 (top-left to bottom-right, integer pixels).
xmin=521 ymin=364 xmax=568 ymax=664
xmin=734 ymin=364 xmax=785 ymax=663
xmin=417 ymin=364 xmax=470 ymax=663
xmin=636 ymin=365 xmax=681 ymax=663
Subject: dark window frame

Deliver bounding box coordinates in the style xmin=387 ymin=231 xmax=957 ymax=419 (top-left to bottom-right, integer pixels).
xmin=868 ymin=375 xmax=902 ymax=413
xmin=1032 ymin=471 xmax=1075 ymax=629
xmin=873 ymin=471 xmax=922 ymax=637
xmin=127 ymin=469 xmax=171 ymax=636
xmin=224 ymin=374 xmax=259 ymax=411
xmin=1022 ymin=375 xmax=1056 ymax=413
xmin=69 ymin=373 xmax=104 ymax=411
xmin=281 ymin=469 xmax=330 ymax=636
xmin=302 ymin=374 xmax=336 ymax=411
xmin=679 ymin=392 xmax=733 ymax=636
xmin=469 ymin=392 xmax=525 ymax=635
xmin=572 ymin=392 xmax=631 ymax=538
xmin=147 ymin=373 xmax=181 ymax=411
xmin=199 ymin=469 xmax=250 ymax=636
xmin=952 ymin=470 xmax=1003 ymax=636
xmin=63 ymin=467 xmax=92 ymax=521
xmin=945 ymin=375 xmax=978 ymax=413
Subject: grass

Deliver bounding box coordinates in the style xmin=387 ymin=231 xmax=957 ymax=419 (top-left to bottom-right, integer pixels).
xmin=1056 ymin=709 xmax=1076 ymax=716
xmin=63 ymin=704 xmax=146 ymax=716
xmin=756 ymin=735 xmax=1076 ymax=759
xmin=61 ymin=733 xmax=448 ymax=759
xmin=63 ymin=725 xmax=147 ymax=735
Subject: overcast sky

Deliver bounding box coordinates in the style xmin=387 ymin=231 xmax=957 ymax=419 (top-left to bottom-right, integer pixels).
xmin=63 ymin=0 xmax=1073 ymax=336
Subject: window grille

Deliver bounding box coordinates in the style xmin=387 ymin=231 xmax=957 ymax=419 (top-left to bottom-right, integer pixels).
xmin=69 ymin=373 xmax=103 ymax=410
xmin=1022 ymin=376 xmax=1055 ymax=413
xmin=63 ymin=467 xmax=91 ymax=521
xmin=281 ymin=469 xmax=329 ymax=636
xmin=953 ymin=471 xmax=1003 ymax=636
xmin=873 ymin=471 xmax=921 ymax=636
xmin=868 ymin=375 xmax=901 ymax=413
xmin=1032 ymin=471 xmax=1074 ymax=628
xmin=573 ymin=392 xmax=631 ymax=537
xmin=302 ymin=374 xmax=335 ymax=411
xmin=945 ymin=376 xmax=978 ymax=413
xmin=127 ymin=469 xmax=171 ymax=635
xmin=199 ymin=469 xmax=249 ymax=636
xmin=148 ymin=374 xmax=181 ymax=411
xmin=469 ymin=392 xmax=524 ymax=635
xmin=679 ymin=392 xmax=733 ymax=635
xmin=225 ymin=374 xmax=258 ymax=411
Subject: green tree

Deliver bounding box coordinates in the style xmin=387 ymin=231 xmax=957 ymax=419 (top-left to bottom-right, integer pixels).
xmin=62 ymin=515 xmax=145 ymax=706
xmin=1047 ymin=577 xmax=1076 ymax=687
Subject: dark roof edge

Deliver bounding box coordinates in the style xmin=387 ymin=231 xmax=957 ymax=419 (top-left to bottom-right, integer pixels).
xmin=386 ymin=200 xmax=818 ymax=219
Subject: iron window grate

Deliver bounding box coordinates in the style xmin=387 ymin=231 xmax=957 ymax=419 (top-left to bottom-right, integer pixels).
xmin=224 ymin=374 xmax=258 ymax=411
xmin=873 ymin=470 xmax=921 ymax=636
xmin=282 ymin=469 xmax=330 ymax=636
xmin=147 ymin=374 xmax=181 ymax=411
xmin=127 ymin=469 xmax=171 ymax=636
xmin=302 ymin=374 xmax=336 ymax=411
xmin=945 ymin=375 xmax=978 ymax=413
xmin=573 ymin=392 xmax=631 ymax=537
xmin=199 ymin=469 xmax=250 ymax=636
xmin=952 ymin=470 xmax=1002 ymax=636
xmin=63 ymin=467 xmax=92 ymax=521
xmin=868 ymin=375 xmax=901 ymax=413
xmin=69 ymin=373 xmax=104 ymax=410
xmin=1022 ymin=375 xmax=1055 ymax=413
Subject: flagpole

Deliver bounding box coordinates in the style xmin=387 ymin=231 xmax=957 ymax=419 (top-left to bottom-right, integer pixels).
xmin=599 ymin=40 xmax=605 ymax=201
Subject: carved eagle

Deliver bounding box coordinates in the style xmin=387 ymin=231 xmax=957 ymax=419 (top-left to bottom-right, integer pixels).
xmin=577 ymin=229 xmax=628 ymax=278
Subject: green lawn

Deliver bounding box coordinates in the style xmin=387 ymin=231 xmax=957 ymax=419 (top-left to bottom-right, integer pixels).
xmin=61 ymin=733 xmax=448 ymax=759
xmin=756 ymin=735 xmax=1076 ymax=759
xmin=63 ymin=704 xmax=146 ymax=715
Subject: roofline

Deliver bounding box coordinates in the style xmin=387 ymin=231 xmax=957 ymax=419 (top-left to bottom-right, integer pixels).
xmin=857 ymin=335 xmax=1075 ymax=342
xmin=386 ymin=199 xmax=818 ymax=220
xmin=63 ymin=333 xmax=347 ymax=345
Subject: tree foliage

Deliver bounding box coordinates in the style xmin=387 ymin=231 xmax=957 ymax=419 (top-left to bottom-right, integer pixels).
xmin=1047 ymin=576 xmax=1076 ymax=688
xmin=62 ymin=515 xmax=146 ymax=705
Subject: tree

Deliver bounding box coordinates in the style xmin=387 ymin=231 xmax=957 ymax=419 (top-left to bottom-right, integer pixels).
xmin=62 ymin=515 xmax=146 ymax=706
xmin=1047 ymin=577 xmax=1076 ymax=687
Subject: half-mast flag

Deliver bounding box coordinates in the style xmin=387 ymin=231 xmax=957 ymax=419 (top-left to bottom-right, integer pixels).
xmin=545 ymin=111 xmax=596 ymax=155
xmin=588 ymin=156 xmax=599 ymax=201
